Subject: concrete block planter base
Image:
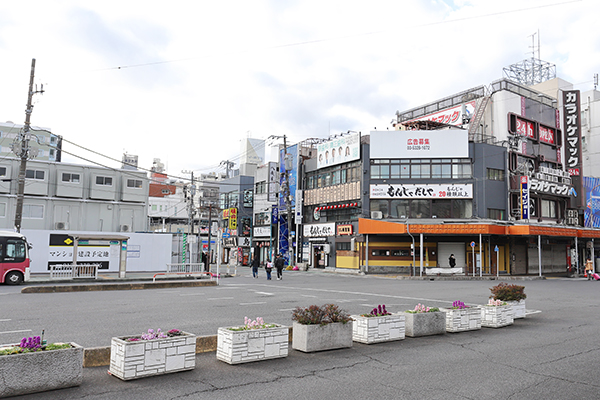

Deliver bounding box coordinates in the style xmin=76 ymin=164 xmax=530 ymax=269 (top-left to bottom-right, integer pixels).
xmin=440 ymin=307 xmax=482 ymax=333
xmin=292 ymin=321 xmax=353 ymax=352
xmin=507 ymin=300 xmax=526 ymax=319
xmin=481 ymin=305 xmax=514 ymax=328
xmin=351 ymin=314 xmax=405 ymax=344
xmin=404 ymin=311 xmax=446 ymax=337
xmin=109 ymin=332 xmax=196 ymax=380
xmin=217 ymin=325 xmax=289 ymax=364
xmin=0 ymin=342 xmax=83 ymax=398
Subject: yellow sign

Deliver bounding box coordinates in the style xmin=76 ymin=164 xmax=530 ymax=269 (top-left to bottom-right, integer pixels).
xmin=64 ymin=238 xmax=73 ymax=245
xmin=229 ymin=217 xmax=237 ymax=230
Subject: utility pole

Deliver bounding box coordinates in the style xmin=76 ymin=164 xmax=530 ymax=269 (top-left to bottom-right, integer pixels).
xmin=220 ymin=160 xmax=235 ymax=179
xmin=14 ymin=58 xmax=44 ymax=233
xmin=182 ymin=170 xmax=196 ymax=262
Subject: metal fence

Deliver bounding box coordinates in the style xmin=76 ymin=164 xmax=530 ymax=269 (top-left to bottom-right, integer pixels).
xmin=49 ymin=264 xmax=100 ymax=280
xmin=166 ymin=263 xmax=205 ymax=273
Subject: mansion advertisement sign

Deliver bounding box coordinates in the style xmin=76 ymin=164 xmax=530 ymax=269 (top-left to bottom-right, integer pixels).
xmin=371 ymin=184 xmax=473 ymax=199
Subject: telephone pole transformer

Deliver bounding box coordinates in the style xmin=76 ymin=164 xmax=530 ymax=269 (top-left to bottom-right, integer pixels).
xmin=14 ymin=58 xmax=44 ymax=233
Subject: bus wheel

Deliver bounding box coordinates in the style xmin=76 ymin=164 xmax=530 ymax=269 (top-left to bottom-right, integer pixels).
xmin=5 ymin=271 xmax=23 ymax=285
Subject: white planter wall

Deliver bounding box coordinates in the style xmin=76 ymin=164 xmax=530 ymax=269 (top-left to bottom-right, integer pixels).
xmin=507 ymin=300 xmax=526 ymax=319
xmin=217 ymin=325 xmax=289 ymax=364
xmin=0 ymin=342 xmax=83 ymax=398
xmin=481 ymin=305 xmax=514 ymax=328
xmin=441 ymin=307 xmax=482 ymax=333
xmin=404 ymin=311 xmax=446 ymax=337
xmin=351 ymin=313 xmax=405 ymax=344
xmin=292 ymin=322 xmax=353 ymax=352
xmin=109 ymin=332 xmax=196 ymax=380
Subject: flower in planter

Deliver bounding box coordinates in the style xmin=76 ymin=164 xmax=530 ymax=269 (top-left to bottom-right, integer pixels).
xmin=292 ymin=304 xmax=351 ymax=325
xmin=406 ymin=303 xmax=440 ymax=313
xmin=228 ymin=317 xmax=277 ymax=331
xmin=125 ymin=328 xmax=184 ymax=342
xmin=0 ymin=333 xmax=72 ymax=356
xmin=489 ymin=282 xmax=527 ymax=302
xmin=487 ymin=299 xmax=507 ymax=306
xmin=361 ymin=304 xmax=392 ymax=317
xmin=451 ymin=301 xmax=470 ymax=310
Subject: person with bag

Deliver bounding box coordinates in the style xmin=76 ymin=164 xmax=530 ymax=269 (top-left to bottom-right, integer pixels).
xmin=585 ymin=257 xmax=594 ymax=280
xmin=275 ymin=253 xmax=285 ymax=280
xmin=449 ymin=254 xmax=456 ymax=268
xmin=265 ymin=258 xmax=273 ymax=280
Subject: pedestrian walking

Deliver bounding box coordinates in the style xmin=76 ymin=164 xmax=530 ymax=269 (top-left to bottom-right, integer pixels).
xmin=449 ymin=254 xmax=456 ymax=268
xmin=585 ymin=257 xmax=594 ymax=280
xmin=265 ymin=259 xmax=273 ymax=280
xmin=252 ymin=254 xmax=260 ymax=279
xmin=275 ymin=253 xmax=285 ymax=280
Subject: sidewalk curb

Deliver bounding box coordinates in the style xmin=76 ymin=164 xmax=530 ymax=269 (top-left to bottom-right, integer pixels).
xmin=21 ymin=280 xmax=217 ymax=293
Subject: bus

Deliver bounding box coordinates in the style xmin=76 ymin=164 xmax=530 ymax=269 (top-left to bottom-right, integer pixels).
xmin=0 ymin=231 xmax=31 ymax=285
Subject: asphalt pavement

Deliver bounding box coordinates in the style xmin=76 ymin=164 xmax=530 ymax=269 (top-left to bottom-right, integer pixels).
xmin=3 ymin=268 xmax=600 ymax=400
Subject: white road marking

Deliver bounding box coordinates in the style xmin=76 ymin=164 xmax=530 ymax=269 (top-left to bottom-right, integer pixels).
xmin=179 ymin=293 xmax=206 ymax=296
xmin=525 ymin=310 xmax=542 ymax=315
xmin=240 ymin=302 xmax=267 ymax=306
xmin=279 ymin=308 xmax=296 ymax=312
xmin=301 ymin=294 xmax=317 ymax=298
xmin=207 ymin=297 xmax=234 ymax=300
xmin=0 ymin=319 xmax=11 ymax=322
xmin=254 ymin=292 xmax=274 ymax=296
xmin=0 ymin=329 xmax=32 ymax=335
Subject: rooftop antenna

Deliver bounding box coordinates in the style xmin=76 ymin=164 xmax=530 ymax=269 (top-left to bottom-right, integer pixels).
xmin=594 ymin=73 xmax=598 ymax=90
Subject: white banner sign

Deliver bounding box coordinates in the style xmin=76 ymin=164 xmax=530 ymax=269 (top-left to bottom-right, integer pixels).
xmin=370 ymin=130 xmax=468 ymax=159
xmin=253 ymin=226 xmax=271 ymax=237
xmin=370 ymin=184 xmax=473 ymax=199
xmin=303 ymin=223 xmax=336 ymax=237
xmin=317 ymin=132 xmax=360 ymax=169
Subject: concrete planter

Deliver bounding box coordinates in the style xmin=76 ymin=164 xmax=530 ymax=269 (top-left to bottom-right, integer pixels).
xmin=109 ymin=332 xmax=196 ymax=380
xmin=404 ymin=311 xmax=446 ymax=337
xmin=506 ymin=300 xmax=526 ymax=319
xmin=0 ymin=342 xmax=83 ymax=398
xmin=440 ymin=307 xmax=482 ymax=333
xmin=351 ymin=313 xmax=405 ymax=344
xmin=292 ymin=321 xmax=353 ymax=352
xmin=217 ymin=324 xmax=289 ymax=364
xmin=481 ymin=305 xmax=514 ymax=328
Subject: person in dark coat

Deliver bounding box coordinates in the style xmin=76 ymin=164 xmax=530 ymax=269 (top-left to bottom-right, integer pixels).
xmin=275 ymin=253 xmax=285 ymax=280
xmin=449 ymin=254 xmax=456 ymax=268
xmin=252 ymin=254 xmax=260 ymax=278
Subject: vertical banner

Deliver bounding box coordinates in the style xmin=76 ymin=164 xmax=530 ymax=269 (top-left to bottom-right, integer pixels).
xmin=520 ymin=176 xmax=529 ymax=220
xmin=563 ymin=90 xmax=582 ymax=207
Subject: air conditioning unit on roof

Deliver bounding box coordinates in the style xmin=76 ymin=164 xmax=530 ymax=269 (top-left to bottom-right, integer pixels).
xmin=370 ymin=211 xmax=383 ymax=220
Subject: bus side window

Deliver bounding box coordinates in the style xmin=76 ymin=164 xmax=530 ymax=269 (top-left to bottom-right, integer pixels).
xmin=6 ymin=240 xmax=25 ymax=262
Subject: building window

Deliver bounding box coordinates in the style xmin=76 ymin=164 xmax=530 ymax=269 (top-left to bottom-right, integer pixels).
xmin=151 ymin=205 xmax=157 ymax=211
xmin=431 ymin=200 xmax=452 ymax=218
xmin=487 ymin=168 xmax=504 ymax=181
xmin=255 ymin=181 xmax=267 ymax=194
xmin=127 ymin=179 xmax=143 ymax=189
xmin=62 ymin=173 xmax=80 ymax=183
xmin=25 ymin=169 xmax=45 ymax=180
xmin=541 ymin=199 xmax=557 ymax=218
xmin=336 ymin=242 xmax=351 ymax=251
xmin=0 ymin=203 xmax=6 ymax=217
xmin=23 ymin=204 xmax=43 ymax=219
xmin=50 ymin=136 xmax=57 ymax=144
xmin=370 ymin=159 xmax=471 ymax=180
xmin=96 ymin=176 xmax=113 ymax=186
xmin=488 ymin=208 xmax=505 ymax=220
xmin=0 ymin=167 xmax=6 ymax=177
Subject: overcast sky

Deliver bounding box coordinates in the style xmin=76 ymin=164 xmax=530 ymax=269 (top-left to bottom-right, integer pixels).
xmin=0 ymin=0 xmax=597 ymax=181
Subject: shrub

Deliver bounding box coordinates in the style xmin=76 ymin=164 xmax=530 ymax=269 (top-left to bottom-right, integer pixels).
xmin=292 ymin=304 xmax=351 ymax=325
xmin=490 ymin=283 xmax=527 ymax=302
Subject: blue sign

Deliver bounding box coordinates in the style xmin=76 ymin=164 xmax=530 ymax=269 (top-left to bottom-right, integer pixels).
xmin=470 ymin=241 xmax=475 ymax=248
xmin=520 ymin=176 xmax=529 ymax=220
xmin=494 ymin=245 xmax=499 ymax=252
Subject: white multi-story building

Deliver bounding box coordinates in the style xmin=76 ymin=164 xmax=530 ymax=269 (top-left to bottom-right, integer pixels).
xmin=0 ymin=121 xmax=61 ymax=162
xmin=0 ymin=158 xmax=148 ymax=232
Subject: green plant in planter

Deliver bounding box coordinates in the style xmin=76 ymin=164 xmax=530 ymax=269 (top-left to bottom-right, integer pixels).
xmin=292 ymin=304 xmax=351 ymax=326
xmin=489 ymin=282 xmax=527 ymax=302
